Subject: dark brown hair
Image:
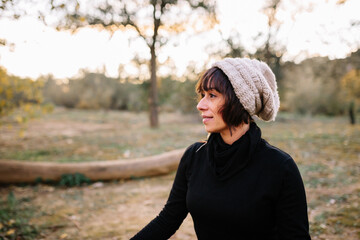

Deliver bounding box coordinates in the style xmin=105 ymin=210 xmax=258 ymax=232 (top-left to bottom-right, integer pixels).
xmin=196 ymin=67 xmax=251 ymax=129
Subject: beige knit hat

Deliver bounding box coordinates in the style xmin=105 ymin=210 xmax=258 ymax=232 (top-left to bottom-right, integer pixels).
xmin=212 ymin=58 xmax=280 ymax=121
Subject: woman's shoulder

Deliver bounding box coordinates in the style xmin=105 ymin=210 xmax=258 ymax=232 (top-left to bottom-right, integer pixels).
xmin=256 ymin=138 xmax=294 ymax=167
xmin=181 ymin=141 xmax=209 ymax=164
xmin=255 ymin=139 xmax=303 ymax=181
xmin=184 ymin=141 xmax=207 ymax=156
xmin=178 ymin=141 xmax=206 ymax=172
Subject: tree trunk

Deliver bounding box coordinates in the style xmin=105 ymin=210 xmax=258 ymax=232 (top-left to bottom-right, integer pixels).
xmin=0 ymin=148 xmax=185 ymax=183
xmin=149 ymin=45 xmax=159 ymax=128
xmin=349 ymin=101 xmax=355 ymax=125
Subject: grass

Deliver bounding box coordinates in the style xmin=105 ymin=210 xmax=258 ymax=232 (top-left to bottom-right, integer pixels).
xmin=0 ymin=108 xmax=360 ymax=239
xmin=309 ymin=189 xmax=360 ymax=237
xmin=0 ymin=192 xmax=38 ymax=240
xmin=0 ymin=108 xmax=206 ymax=162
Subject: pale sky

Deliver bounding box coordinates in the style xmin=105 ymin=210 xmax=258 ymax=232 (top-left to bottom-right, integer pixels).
xmin=0 ymin=0 xmax=359 ymax=79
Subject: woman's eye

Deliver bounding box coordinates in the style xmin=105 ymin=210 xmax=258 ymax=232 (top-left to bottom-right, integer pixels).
xmin=210 ymin=93 xmax=216 ymax=98
xmin=200 ymin=93 xmax=205 ymax=98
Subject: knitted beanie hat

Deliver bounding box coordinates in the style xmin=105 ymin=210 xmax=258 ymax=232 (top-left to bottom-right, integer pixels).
xmin=212 ymin=58 xmax=280 ymax=121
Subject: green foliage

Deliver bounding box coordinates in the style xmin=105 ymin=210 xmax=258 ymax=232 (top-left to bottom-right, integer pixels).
xmin=0 ymin=68 xmax=43 ymax=116
xmin=341 ymin=69 xmax=360 ymax=123
xmin=42 ymin=72 xmax=198 ymax=113
xmin=0 ymin=67 xmax=53 ymax=125
xmin=42 ymin=72 xmax=148 ymax=111
xmin=58 ymin=173 xmax=91 ymax=187
xmin=282 ymin=56 xmax=349 ymax=115
xmin=341 ymin=69 xmax=360 ymax=101
xmin=275 ymin=50 xmax=360 ymax=116
xmin=0 ymin=192 xmax=38 ymax=240
xmin=158 ymin=77 xmax=198 ymax=113
xmin=34 ymin=173 xmax=91 ymax=187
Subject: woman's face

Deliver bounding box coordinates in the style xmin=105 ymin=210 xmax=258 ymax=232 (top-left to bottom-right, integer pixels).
xmin=197 ymin=89 xmax=228 ymax=134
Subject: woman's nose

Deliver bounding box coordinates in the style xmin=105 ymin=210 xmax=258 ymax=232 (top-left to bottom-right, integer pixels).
xmin=197 ymin=97 xmax=207 ymax=111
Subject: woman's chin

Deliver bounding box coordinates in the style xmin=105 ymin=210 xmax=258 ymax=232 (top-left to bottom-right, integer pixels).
xmin=204 ymin=127 xmax=217 ymax=134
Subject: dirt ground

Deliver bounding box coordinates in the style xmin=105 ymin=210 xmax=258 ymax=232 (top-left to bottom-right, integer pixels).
xmin=0 ymin=108 xmax=206 ymax=162
xmin=0 ymin=173 xmax=359 ymax=240
xmin=0 ymin=174 xmax=195 ymax=240
xmin=1 ymin=109 xmax=360 ymax=239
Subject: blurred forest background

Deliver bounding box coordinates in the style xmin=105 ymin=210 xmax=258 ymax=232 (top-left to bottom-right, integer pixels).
xmin=1 ymin=50 xmax=360 ymax=124
xmin=1 ymin=0 xmax=360 ymax=240
xmin=0 ymin=0 xmax=360 ymax=126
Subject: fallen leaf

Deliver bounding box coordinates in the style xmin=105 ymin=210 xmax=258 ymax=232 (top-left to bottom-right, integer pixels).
xmin=6 ymin=229 xmax=15 ymax=235
xmin=7 ymin=219 xmax=15 ymax=225
xmin=60 ymin=233 xmax=68 ymax=239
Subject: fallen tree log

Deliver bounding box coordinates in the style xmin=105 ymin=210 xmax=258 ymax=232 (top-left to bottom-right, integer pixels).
xmin=0 ymin=148 xmax=185 ymax=184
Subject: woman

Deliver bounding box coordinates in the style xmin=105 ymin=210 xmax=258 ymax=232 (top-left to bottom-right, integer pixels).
xmin=131 ymin=58 xmax=311 ymax=239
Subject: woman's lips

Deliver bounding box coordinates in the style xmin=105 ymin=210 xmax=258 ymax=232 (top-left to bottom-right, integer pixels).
xmin=202 ymin=115 xmax=212 ymax=123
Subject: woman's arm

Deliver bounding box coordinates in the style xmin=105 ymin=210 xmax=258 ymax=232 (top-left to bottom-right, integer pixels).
xmin=130 ymin=144 xmax=195 ymax=240
xmin=276 ymin=158 xmax=311 ymax=240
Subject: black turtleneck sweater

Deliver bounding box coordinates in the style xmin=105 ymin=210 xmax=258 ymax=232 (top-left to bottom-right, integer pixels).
xmin=131 ymin=123 xmax=311 ymax=240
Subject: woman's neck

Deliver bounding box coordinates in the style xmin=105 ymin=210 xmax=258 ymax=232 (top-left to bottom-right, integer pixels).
xmin=220 ymin=123 xmax=250 ymax=145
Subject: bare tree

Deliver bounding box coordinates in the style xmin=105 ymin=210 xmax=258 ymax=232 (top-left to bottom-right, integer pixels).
xmin=217 ymin=0 xmax=286 ymax=96
xmin=43 ymin=0 xmax=216 ymax=128
xmin=252 ymin=0 xmax=284 ymax=88
xmin=0 ymin=0 xmax=21 ymax=47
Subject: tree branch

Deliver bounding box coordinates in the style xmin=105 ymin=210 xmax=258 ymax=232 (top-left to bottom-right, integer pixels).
xmin=122 ymin=4 xmax=151 ymax=47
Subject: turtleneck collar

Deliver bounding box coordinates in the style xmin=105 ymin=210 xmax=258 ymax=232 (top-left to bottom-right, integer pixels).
xmin=206 ymin=122 xmax=261 ymax=181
